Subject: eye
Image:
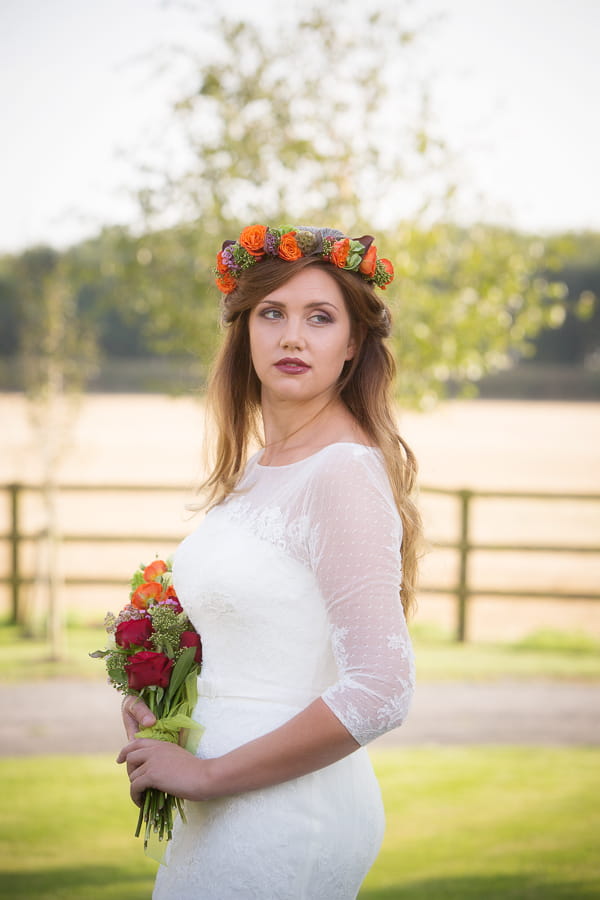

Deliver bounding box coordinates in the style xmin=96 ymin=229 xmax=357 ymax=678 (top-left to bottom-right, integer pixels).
xmin=260 ymin=307 xmax=284 ymax=320
xmin=308 ymin=311 xmax=333 ymax=325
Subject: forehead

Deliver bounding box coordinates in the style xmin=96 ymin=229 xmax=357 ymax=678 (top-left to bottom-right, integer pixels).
xmin=260 ymin=267 xmax=346 ymax=307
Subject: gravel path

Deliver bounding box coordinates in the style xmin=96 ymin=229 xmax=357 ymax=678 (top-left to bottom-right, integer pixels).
xmin=1 ymin=679 xmax=598 ymax=756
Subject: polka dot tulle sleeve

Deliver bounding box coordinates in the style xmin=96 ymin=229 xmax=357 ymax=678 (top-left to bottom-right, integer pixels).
xmin=308 ymin=447 xmax=415 ymax=745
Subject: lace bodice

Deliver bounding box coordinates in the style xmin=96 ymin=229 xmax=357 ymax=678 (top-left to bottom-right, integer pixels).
xmin=173 ymin=442 xmax=414 ymax=746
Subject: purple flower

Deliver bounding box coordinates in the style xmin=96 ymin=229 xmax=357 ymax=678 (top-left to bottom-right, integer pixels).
xmin=264 ymin=230 xmax=279 ymax=255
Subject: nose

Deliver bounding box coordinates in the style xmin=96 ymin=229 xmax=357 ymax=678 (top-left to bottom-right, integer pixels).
xmin=280 ymin=317 xmax=305 ymax=351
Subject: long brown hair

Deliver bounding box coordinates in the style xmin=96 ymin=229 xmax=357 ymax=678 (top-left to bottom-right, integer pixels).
xmin=200 ymin=255 xmax=422 ymax=616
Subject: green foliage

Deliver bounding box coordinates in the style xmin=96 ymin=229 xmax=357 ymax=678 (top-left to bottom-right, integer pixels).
xmin=137 ymin=8 xmax=432 ymax=232
xmin=0 ymin=9 xmax=596 ymax=402
xmin=5 ymin=246 xmax=98 ymax=399
xmin=512 ymin=628 xmax=600 ymax=654
xmin=531 ymin=231 xmax=600 ymax=365
xmin=387 ymin=223 xmax=571 ymax=405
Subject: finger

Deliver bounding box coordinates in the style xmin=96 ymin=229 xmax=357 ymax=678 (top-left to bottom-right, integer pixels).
xmin=123 ymin=695 xmax=156 ymax=728
xmin=117 ymin=739 xmax=142 ymax=764
xmin=117 ymin=738 xmax=156 ymax=764
xmin=128 ymin=762 xmax=154 ymax=807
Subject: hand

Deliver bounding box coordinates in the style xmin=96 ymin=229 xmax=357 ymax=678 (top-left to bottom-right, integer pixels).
xmin=121 ymin=695 xmax=156 ymax=741
xmin=117 ymin=738 xmax=210 ymax=806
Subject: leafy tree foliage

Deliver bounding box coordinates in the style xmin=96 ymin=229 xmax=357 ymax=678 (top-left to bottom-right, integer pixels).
xmin=1 ymin=7 xmax=595 ymax=406
xmin=135 ymin=7 xmax=442 ymax=233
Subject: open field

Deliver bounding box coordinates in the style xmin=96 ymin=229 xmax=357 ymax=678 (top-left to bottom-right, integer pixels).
xmin=0 ymin=749 xmax=598 ymax=899
xmin=1 ymin=394 xmax=599 ymax=639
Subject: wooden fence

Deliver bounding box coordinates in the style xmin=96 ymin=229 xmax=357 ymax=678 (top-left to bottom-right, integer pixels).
xmin=1 ymin=482 xmax=599 ymax=641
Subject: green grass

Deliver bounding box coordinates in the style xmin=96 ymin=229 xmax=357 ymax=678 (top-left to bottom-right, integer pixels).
xmin=0 ymin=749 xmax=598 ymax=899
xmin=4 ymin=621 xmax=600 ymax=684
xmin=363 ymin=747 xmax=600 ymax=899
xmin=412 ymin=625 xmax=600 ymax=682
xmin=0 ymin=623 xmax=102 ymax=682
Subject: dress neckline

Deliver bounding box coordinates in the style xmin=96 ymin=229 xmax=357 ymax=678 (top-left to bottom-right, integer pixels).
xmin=255 ymin=441 xmax=376 ymax=470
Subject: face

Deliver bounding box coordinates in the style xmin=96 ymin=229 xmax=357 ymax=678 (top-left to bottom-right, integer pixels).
xmin=248 ymin=267 xmax=356 ymax=407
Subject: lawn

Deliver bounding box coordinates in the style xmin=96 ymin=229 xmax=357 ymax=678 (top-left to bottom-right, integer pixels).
xmin=0 ymin=748 xmax=598 ymax=900
xmin=2 ymin=621 xmax=600 ymax=683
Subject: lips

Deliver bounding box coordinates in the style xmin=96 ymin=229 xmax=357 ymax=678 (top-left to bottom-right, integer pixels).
xmin=274 ymin=357 xmax=311 ymax=374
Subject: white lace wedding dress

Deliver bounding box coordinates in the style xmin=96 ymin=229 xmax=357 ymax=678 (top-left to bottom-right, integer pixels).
xmin=153 ymin=442 xmax=415 ymax=899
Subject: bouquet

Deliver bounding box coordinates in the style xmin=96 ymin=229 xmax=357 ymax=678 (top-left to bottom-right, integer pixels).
xmin=91 ymin=558 xmax=202 ymax=849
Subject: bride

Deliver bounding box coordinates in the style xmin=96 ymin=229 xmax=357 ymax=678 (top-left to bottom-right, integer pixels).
xmin=118 ymin=225 xmax=421 ymax=899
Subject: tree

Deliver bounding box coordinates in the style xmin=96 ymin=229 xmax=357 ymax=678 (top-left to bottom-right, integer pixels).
xmin=387 ymin=223 xmax=570 ymax=405
xmin=113 ymin=5 xmax=570 ymax=404
xmin=9 ymin=247 xmax=97 ymax=654
xmin=135 ymin=7 xmax=443 ymax=234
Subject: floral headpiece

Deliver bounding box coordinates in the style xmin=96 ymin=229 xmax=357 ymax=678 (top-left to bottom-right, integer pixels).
xmin=215 ymin=224 xmax=394 ymax=294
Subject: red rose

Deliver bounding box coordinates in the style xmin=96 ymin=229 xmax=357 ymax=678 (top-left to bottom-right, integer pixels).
xmin=180 ymin=630 xmax=203 ymax=666
xmin=115 ymin=617 xmax=153 ymax=649
xmin=156 ymin=585 xmax=183 ymax=614
xmin=125 ymin=650 xmax=174 ymax=690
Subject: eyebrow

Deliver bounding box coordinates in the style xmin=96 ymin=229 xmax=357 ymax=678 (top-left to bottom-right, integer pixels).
xmin=257 ymin=300 xmax=339 ymax=310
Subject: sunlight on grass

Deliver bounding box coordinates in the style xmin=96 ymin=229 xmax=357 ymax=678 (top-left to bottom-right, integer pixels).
xmin=2 ymin=622 xmax=600 ymax=684
xmin=0 ymin=749 xmax=598 ymax=900
xmin=361 ymin=747 xmax=600 ymax=898
xmin=411 ymin=624 xmax=600 ymax=681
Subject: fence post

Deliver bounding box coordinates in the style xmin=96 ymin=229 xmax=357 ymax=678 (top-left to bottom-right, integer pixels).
xmin=9 ymin=483 xmax=21 ymax=625
xmin=456 ymin=489 xmax=472 ymax=642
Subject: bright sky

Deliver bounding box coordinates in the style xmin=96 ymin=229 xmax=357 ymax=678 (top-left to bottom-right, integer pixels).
xmin=1 ymin=0 xmax=599 ymax=253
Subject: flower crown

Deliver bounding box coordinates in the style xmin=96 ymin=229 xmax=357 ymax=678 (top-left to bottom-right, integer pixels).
xmin=215 ymin=224 xmax=394 ymax=294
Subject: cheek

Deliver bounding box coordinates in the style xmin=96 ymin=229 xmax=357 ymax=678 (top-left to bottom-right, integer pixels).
xmin=248 ymin=325 xmax=269 ymax=375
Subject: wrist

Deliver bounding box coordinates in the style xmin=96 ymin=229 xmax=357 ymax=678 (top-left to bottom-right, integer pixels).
xmin=189 ymin=755 xmax=223 ymax=802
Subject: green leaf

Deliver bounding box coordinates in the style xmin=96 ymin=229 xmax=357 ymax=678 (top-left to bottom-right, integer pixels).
xmin=164 ymin=647 xmax=197 ymax=706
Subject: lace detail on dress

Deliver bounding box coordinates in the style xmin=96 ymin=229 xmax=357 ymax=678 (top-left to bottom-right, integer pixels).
xmin=330 ymin=624 xmax=350 ymax=669
xmin=224 ymin=495 xmax=312 ymax=564
xmin=158 ymin=443 xmax=414 ymax=898
xmin=387 ymin=632 xmax=407 ymax=651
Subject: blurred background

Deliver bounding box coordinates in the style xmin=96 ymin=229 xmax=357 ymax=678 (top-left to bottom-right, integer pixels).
xmin=1 ymin=2 xmax=599 ymax=898
xmin=1 ymin=0 xmax=598 ymax=647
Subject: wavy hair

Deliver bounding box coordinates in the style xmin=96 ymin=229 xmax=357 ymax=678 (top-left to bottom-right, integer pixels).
xmin=200 ymin=255 xmax=422 ymax=616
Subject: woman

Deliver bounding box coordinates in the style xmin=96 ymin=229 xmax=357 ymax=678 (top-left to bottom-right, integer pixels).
xmin=119 ymin=225 xmax=421 ymax=899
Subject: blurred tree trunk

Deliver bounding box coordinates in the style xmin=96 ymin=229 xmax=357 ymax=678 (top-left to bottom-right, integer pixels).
xmin=13 ymin=249 xmax=96 ymax=657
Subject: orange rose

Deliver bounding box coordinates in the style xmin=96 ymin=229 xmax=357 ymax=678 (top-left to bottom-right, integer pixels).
xmin=379 ymin=258 xmax=394 ymax=288
xmin=143 ymin=559 xmax=168 ymax=582
xmin=359 ymin=245 xmax=377 ymax=277
xmin=278 ymin=232 xmax=302 ymax=260
xmin=331 ymin=238 xmax=350 ymax=269
xmin=216 ymin=250 xmax=230 ymax=274
xmin=131 ymin=581 xmax=163 ymax=610
xmin=216 ymin=273 xmax=237 ymax=293
xmin=239 ymin=225 xmax=267 ymax=257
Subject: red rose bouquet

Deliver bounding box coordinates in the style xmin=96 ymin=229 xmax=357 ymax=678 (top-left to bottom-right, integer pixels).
xmin=91 ymin=558 xmax=202 ymax=849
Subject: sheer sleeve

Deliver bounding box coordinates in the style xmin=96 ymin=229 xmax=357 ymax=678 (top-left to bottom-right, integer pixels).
xmin=307 ymin=446 xmax=415 ymax=746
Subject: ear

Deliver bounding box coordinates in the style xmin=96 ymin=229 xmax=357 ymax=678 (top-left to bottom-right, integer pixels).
xmin=345 ymin=334 xmax=357 ymax=362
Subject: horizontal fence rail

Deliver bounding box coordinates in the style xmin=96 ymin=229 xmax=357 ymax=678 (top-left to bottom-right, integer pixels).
xmin=1 ymin=483 xmax=600 ymax=641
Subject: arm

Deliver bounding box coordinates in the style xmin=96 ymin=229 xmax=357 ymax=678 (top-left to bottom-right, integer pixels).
xmin=311 ymin=450 xmax=415 ymax=745
xmin=119 ymin=449 xmax=413 ymax=803
xmin=118 ymin=697 xmax=358 ymax=805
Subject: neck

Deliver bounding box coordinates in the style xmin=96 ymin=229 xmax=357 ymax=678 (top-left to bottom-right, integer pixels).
xmin=259 ymin=392 xmax=365 ymax=466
